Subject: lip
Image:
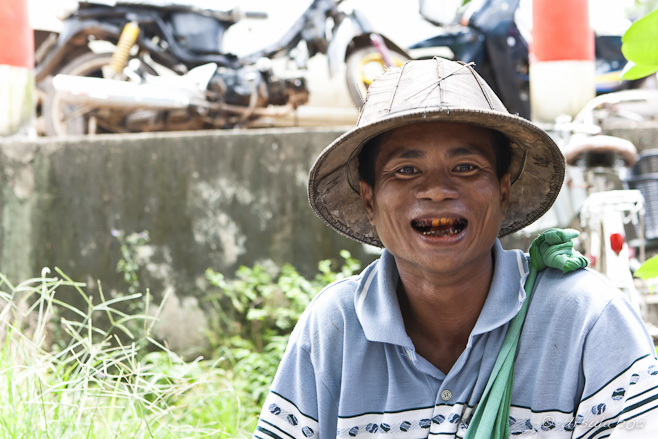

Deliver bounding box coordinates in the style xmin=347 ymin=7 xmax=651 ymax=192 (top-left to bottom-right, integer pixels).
xmin=410 ymin=214 xmax=468 ymax=240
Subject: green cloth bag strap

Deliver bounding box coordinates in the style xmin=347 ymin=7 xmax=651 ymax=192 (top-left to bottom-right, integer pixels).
xmin=464 ymin=229 xmax=588 ymax=439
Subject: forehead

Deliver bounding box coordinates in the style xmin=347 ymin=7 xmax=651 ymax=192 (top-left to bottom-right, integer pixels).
xmin=376 ymin=121 xmax=496 ymax=159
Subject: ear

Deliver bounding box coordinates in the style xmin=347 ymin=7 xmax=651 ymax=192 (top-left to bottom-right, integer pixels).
xmin=359 ymin=180 xmax=376 ymax=224
xmin=499 ymin=172 xmax=511 ymax=214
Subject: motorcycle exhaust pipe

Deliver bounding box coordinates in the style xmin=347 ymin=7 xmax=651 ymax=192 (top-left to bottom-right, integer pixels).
xmin=51 ymin=74 xmax=198 ymax=110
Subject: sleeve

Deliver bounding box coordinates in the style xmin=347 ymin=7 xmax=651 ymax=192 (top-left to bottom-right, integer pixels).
xmin=252 ymin=340 xmax=339 ymax=439
xmin=571 ymin=296 xmax=658 ymax=439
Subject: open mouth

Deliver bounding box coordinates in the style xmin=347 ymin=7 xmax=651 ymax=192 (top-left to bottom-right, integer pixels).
xmin=411 ymin=217 xmax=468 ymax=237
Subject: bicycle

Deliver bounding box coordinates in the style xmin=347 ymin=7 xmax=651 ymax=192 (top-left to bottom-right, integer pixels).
xmin=554 ymin=92 xmax=652 ymax=313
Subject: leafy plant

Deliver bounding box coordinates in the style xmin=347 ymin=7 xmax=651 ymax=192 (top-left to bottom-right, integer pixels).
xmin=621 ymin=7 xmax=658 ymax=80
xmin=205 ymin=250 xmax=361 ymax=416
xmin=113 ymin=229 xmax=150 ymax=297
xmin=111 ymin=229 xmax=154 ymax=342
xmin=634 ymin=254 xmax=658 ymax=292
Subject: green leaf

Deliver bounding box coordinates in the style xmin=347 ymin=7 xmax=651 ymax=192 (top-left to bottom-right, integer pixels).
xmin=634 ymin=254 xmax=658 ymax=280
xmin=246 ymin=308 xmax=268 ymax=321
xmin=621 ymin=60 xmax=658 ymax=80
xmin=622 ymin=8 xmax=658 ymax=64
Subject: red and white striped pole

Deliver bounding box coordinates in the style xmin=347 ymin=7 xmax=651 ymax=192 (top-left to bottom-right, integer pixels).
xmin=0 ymin=0 xmax=35 ymax=136
xmin=530 ymin=0 xmax=595 ymax=123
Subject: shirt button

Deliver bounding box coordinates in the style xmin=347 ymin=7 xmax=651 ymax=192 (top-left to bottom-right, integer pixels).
xmin=440 ymin=390 xmax=452 ymax=401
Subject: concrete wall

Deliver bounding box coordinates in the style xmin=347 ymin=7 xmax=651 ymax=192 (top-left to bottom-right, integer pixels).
xmin=0 ymin=128 xmax=381 ymax=351
xmin=2 ymin=124 xmax=656 ymax=350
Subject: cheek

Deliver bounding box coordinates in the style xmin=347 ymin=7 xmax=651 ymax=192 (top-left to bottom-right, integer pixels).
xmin=371 ymin=189 xmax=406 ymax=226
xmin=473 ymin=182 xmax=505 ymax=221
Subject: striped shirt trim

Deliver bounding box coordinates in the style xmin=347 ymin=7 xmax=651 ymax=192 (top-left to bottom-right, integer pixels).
xmin=355 ymin=265 xmax=378 ymax=319
xmin=256 ymin=392 xmax=319 ymax=439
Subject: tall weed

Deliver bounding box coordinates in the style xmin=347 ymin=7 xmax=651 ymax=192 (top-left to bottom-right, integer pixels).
xmin=205 ymin=250 xmax=361 ymax=419
xmin=0 ymin=268 xmax=231 ymax=438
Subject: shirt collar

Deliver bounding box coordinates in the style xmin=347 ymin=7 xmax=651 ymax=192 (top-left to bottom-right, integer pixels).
xmin=355 ymin=240 xmax=529 ymax=346
xmin=470 ymin=240 xmax=529 ymax=336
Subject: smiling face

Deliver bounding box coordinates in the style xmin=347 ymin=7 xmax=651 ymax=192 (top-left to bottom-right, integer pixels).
xmin=359 ymin=121 xmax=511 ymax=279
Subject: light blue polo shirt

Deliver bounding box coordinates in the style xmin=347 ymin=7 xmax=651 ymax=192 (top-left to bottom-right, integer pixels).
xmin=253 ymin=241 xmax=658 ymax=439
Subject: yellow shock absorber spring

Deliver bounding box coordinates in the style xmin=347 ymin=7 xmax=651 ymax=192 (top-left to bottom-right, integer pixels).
xmin=110 ymin=22 xmax=140 ymax=76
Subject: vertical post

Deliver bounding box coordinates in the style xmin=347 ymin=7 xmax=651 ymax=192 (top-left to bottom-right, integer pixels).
xmin=530 ymin=0 xmax=595 ymax=123
xmin=0 ymin=0 xmax=35 ymax=136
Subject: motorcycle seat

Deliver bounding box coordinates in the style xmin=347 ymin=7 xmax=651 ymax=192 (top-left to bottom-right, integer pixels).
xmin=563 ymin=134 xmax=637 ymax=168
xmin=81 ymin=0 xmax=242 ymax=22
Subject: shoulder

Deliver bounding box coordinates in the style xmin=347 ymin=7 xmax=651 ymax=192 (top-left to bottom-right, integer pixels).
xmin=528 ymin=265 xmax=653 ymax=359
xmin=521 ymin=265 xmax=642 ymax=363
xmin=287 ymin=258 xmax=380 ymax=351
xmin=515 ymin=264 xmax=654 ymax=410
xmin=532 ymin=266 xmax=623 ymax=318
xmin=296 ymin=276 xmax=359 ymax=335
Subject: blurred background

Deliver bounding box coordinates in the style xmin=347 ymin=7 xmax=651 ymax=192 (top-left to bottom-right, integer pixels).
xmin=0 ymin=1 xmax=657 ymax=437
xmin=26 ymin=0 xmax=655 ymax=125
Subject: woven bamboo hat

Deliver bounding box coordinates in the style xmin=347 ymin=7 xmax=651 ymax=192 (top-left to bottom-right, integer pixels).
xmin=308 ymin=58 xmax=565 ymax=247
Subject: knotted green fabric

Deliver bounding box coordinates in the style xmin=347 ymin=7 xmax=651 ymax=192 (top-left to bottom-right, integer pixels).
xmin=464 ymin=229 xmax=588 ymax=439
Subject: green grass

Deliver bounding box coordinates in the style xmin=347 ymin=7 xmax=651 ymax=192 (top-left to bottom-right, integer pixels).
xmin=3 ymin=255 xmax=654 ymax=438
xmin=0 ymin=268 xmax=259 ymax=439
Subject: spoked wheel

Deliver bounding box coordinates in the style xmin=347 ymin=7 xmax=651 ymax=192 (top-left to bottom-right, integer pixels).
xmin=42 ymin=52 xmax=158 ymax=136
xmin=345 ymin=46 xmax=409 ymax=108
xmin=42 ymin=52 xmax=116 ymax=136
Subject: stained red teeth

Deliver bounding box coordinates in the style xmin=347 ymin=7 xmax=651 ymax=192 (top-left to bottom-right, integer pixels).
xmin=411 ymin=218 xmax=467 ymax=237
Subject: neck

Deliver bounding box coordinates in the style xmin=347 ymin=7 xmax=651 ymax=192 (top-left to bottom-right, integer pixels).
xmin=395 ymin=250 xmax=495 ymax=373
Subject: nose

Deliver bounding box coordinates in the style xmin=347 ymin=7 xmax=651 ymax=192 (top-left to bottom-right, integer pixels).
xmin=414 ymin=171 xmax=459 ymax=201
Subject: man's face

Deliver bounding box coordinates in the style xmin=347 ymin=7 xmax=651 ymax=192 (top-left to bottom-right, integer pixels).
xmin=359 ymin=121 xmax=511 ymax=278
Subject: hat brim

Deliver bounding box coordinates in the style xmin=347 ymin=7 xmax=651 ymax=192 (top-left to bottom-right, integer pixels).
xmin=308 ymin=107 xmax=565 ymax=247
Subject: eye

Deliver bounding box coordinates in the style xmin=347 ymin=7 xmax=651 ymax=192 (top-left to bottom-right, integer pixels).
xmin=396 ymin=166 xmax=419 ymax=175
xmin=453 ymin=163 xmax=477 ymax=173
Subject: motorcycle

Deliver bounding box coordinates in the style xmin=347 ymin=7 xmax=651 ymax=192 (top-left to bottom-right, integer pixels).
xmin=404 ymin=0 xmax=651 ymax=120
xmin=35 ymin=0 xmax=409 ymax=136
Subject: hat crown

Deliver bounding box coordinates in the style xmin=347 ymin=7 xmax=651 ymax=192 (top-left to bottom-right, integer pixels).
xmin=358 ymin=60 xmax=508 ymax=128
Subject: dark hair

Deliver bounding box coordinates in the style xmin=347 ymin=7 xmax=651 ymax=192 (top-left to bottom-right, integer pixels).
xmin=357 ymin=136 xmax=382 ymax=189
xmin=358 ymin=128 xmax=512 ymax=187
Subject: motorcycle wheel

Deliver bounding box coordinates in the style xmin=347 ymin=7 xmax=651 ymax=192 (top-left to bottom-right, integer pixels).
xmin=42 ymin=52 xmax=113 ymax=136
xmin=345 ymin=46 xmax=410 ymax=108
xmin=42 ymin=52 xmax=157 ymax=136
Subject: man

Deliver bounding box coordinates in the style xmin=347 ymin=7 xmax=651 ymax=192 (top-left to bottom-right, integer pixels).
xmin=253 ymin=59 xmax=658 ymax=438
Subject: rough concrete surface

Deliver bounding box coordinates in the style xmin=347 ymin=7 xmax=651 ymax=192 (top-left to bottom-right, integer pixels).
xmin=0 ymin=128 xmax=380 ymax=352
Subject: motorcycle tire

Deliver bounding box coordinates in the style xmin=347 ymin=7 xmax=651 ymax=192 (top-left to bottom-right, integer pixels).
xmin=42 ymin=52 xmax=157 ymax=136
xmin=345 ymin=46 xmax=410 ymax=108
xmin=42 ymin=52 xmax=114 ymax=136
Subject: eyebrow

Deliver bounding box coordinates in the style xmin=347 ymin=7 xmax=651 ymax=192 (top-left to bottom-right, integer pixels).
xmin=446 ymin=145 xmax=490 ymax=160
xmin=394 ymin=149 xmax=426 ymax=159
xmin=387 ymin=144 xmax=490 ymax=161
